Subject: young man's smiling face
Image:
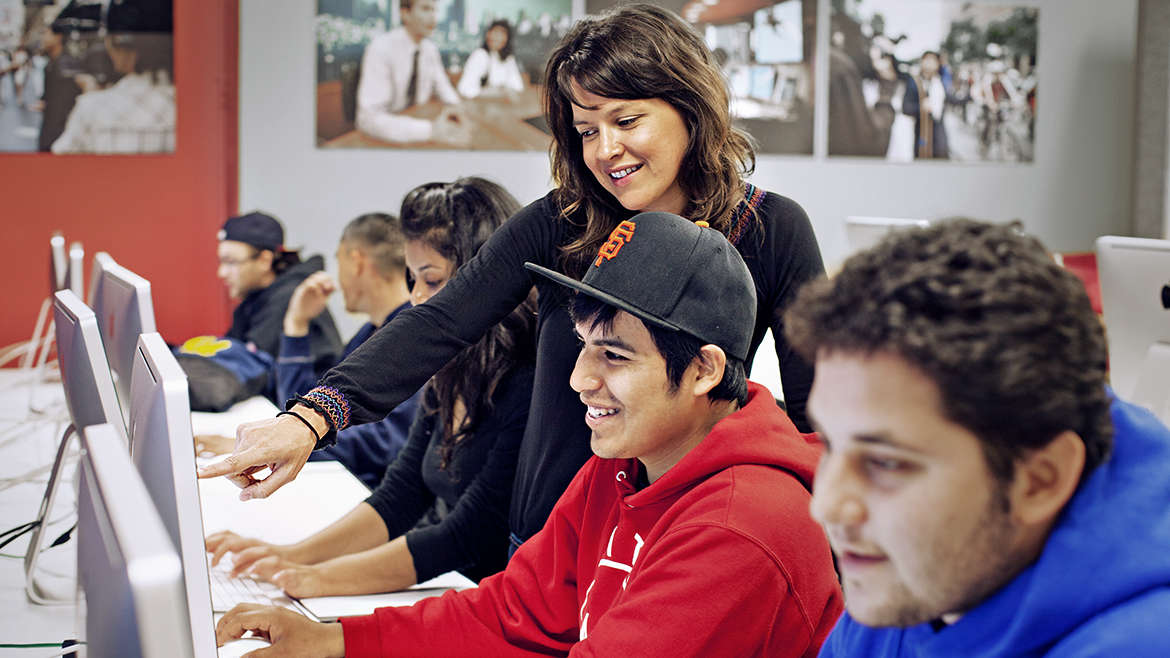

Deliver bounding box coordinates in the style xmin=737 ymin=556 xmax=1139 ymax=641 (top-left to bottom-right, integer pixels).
xmin=807 ymin=350 xmax=1038 ymax=627
xmin=570 ymin=309 xmax=712 ymax=483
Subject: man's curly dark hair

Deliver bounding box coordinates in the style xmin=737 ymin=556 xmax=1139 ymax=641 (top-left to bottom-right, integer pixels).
xmin=785 ymin=219 xmax=1113 ymax=485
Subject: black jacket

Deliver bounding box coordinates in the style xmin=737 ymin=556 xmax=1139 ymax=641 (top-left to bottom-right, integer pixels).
xmin=225 ymin=254 xmax=341 ymax=373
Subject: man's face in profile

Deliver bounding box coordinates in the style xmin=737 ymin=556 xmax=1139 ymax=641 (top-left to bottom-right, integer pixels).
xmin=570 ymin=310 xmax=706 ymax=481
xmin=807 ymin=350 xmax=1035 ymax=627
xmin=401 ymin=0 xmax=439 ymax=42
xmin=216 ymin=240 xmax=270 ymax=300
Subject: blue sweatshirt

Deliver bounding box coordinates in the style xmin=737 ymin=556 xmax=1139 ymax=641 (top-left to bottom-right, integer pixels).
xmin=820 ymin=397 xmax=1170 ymax=657
xmin=276 ymin=302 xmax=419 ymax=488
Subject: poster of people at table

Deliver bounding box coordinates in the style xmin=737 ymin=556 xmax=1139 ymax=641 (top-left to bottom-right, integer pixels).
xmin=828 ymin=0 xmax=1037 ymax=163
xmin=586 ymin=0 xmax=815 ymax=155
xmin=0 ymin=0 xmax=174 ymax=155
xmin=316 ymin=0 xmax=815 ymax=154
xmin=316 ymin=0 xmax=574 ymax=151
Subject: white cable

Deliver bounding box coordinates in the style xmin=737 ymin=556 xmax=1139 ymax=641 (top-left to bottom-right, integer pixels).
xmin=0 ymin=450 xmax=78 ymax=491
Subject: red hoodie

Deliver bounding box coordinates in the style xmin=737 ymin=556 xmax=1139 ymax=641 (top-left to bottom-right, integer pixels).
xmin=341 ymin=382 xmax=843 ymax=656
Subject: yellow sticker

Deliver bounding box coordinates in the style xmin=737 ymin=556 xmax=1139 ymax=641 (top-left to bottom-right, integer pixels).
xmin=179 ymin=335 xmax=232 ymax=357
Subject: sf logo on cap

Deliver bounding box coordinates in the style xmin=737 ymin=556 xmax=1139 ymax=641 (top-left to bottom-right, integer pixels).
xmin=594 ymin=220 xmax=636 ymax=267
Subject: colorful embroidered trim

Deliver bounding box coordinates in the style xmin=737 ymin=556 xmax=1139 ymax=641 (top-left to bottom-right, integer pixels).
xmin=302 ymin=386 xmax=351 ymax=432
xmin=727 ymin=182 xmax=765 ymax=246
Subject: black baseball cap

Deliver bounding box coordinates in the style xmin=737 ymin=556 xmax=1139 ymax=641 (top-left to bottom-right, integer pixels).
xmin=525 ymin=211 xmax=757 ymax=361
xmin=218 ymin=211 xmax=284 ymax=253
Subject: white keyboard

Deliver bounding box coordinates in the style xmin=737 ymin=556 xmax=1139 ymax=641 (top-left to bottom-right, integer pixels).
xmin=208 ymin=556 xmax=300 ymax=613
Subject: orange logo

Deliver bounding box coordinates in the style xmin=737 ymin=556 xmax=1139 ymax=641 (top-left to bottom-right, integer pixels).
xmin=594 ymin=220 xmax=636 ymax=267
xmin=179 ymin=335 xmax=232 ymax=357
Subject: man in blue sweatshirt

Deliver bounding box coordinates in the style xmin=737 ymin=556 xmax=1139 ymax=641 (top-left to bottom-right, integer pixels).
xmin=785 ymin=219 xmax=1170 ymax=656
xmin=276 ymin=212 xmax=419 ymax=488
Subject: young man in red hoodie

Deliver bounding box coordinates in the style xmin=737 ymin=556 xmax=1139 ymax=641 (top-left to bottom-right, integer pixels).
xmin=214 ymin=211 xmax=843 ymax=656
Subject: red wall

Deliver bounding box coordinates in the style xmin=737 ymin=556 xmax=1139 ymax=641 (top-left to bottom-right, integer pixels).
xmin=0 ymin=0 xmax=239 ymax=353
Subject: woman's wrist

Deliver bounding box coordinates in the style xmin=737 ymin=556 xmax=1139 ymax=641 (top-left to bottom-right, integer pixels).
xmin=289 ymin=404 xmax=331 ymax=442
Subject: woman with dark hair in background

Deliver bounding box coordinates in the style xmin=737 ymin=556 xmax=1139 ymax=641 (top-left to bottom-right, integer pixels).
xmin=457 ymin=19 xmax=525 ymax=98
xmin=208 ymin=2 xmax=825 ymax=562
xmin=206 ymin=177 xmax=537 ymax=596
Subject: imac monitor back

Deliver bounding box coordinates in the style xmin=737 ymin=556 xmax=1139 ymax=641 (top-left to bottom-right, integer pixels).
xmin=129 ymin=332 xmax=217 ymax=658
xmin=52 ymin=290 xmax=124 ymax=440
xmin=1096 ymin=236 xmax=1170 ymax=399
xmin=91 ymin=253 xmax=157 ymax=415
xmin=68 ymin=241 xmax=84 ymax=300
xmin=50 ymin=232 xmax=67 ymax=292
xmin=77 ymin=422 xmax=194 ymax=658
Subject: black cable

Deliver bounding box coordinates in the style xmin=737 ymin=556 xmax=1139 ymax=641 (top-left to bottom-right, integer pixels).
xmin=50 ymin=523 xmax=77 ymax=547
xmin=0 ymin=519 xmax=38 ymax=539
xmin=0 ymin=519 xmax=76 ymax=553
xmin=0 ymin=520 xmax=39 ymax=551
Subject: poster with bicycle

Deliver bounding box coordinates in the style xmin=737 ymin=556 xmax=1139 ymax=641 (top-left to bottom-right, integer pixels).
xmin=827 ymin=0 xmax=1036 ymax=163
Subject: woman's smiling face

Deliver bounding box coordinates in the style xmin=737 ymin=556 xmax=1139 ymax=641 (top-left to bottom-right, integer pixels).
xmin=570 ymin=84 xmax=690 ymax=216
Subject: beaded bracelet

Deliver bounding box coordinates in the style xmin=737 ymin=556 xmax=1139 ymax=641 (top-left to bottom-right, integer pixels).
xmin=276 ymin=410 xmax=322 ymax=444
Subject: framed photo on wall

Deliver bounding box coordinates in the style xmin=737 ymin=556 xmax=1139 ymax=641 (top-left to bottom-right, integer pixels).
xmin=316 ymin=0 xmax=576 ymax=151
xmin=827 ymin=0 xmax=1037 ymax=163
xmin=0 ymin=0 xmax=175 ymax=155
xmin=586 ymin=0 xmax=816 ymax=156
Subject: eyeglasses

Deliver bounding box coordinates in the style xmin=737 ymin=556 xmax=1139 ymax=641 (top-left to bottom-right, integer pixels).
xmin=218 ymin=253 xmax=260 ymax=268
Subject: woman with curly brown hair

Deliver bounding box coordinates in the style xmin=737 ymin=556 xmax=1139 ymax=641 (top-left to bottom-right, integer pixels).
xmin=206 ymin=3 xmax=825 ymax=558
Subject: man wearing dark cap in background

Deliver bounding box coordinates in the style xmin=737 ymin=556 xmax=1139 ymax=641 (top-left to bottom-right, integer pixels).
xmin=218 ymin=211 xmax=341 ymax=372
xmin=51 ymin=0 xmax=175 ymax=153
xmin=212 ymin=211 xmax=841 ymax=657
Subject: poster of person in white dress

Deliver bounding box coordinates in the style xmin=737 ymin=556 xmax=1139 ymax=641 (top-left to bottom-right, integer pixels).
xmin=0 ymin=0 xmax=174 ymax=155
xmin=828 ymin=0 xmax=1037 ymax=163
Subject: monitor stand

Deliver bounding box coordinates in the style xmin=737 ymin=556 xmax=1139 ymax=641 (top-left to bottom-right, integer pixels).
xmin=1131 ymin=341 xmax=1170 ymax=425
xmin=24 ymin=423 xmax=78 ymax=605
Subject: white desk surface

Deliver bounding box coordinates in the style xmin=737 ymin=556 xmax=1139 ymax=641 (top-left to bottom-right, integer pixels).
xmin=0 ymin=370 xmax=80 ymax=653
xmin=1 ymin=370 xmax=472 ymax=656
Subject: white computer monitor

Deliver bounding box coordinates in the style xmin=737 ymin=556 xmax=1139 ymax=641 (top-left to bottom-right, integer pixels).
xmin=129 ymin=332 xmax=217 ymax=658
xmin=1096 ymin=236 xmax=1170 ymax=408
xmin=91 ymin=252 xmax=157 ymax=415
xmin=845 ymin=216 xmax=931 ymax=254
xmin=25 ymin=290 xmax=126 ymax=603
xmin=21 ymin=233 xmax=69 ymax=372
xmin=51 ymin=289 xmax=124 ymax=440
xmin=86 ymin=251 xmax=113 ymax=306
xmin=50 ymin=232 xmax=68 ymax=292
xmin=68 ymin=241 xmax=84 ymax=300
xmin=77 ymin=422 xmax=195 ymax=658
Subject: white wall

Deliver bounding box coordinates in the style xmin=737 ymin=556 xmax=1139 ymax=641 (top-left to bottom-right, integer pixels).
xmin=240 ymin=0 xmax=1139 ymax=342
